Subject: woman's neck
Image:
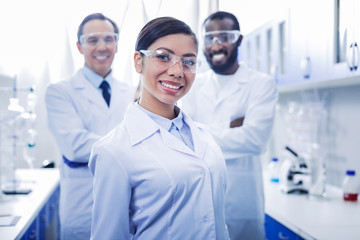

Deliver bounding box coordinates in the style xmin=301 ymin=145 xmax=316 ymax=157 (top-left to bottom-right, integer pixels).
xmin=139 ymin=99 xmax=175 ymax=120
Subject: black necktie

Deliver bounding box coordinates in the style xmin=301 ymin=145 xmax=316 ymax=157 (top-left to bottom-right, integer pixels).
xmin=100 ymin=80 xmax=111 ymax=107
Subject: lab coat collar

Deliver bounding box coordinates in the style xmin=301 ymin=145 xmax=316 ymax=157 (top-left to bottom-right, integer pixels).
xmin=123 ymin=103 xmax=207 ymax=159
xmin=71 ymin=69 xmax=130 ymax=113
xmin=185 ymin=114 xmax=208 ymax=159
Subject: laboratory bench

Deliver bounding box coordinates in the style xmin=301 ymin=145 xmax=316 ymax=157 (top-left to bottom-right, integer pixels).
xmin=264 ymin=172 xmax=360 ymax=240
xmin=0 ymin=168 xmax=60 ymax=240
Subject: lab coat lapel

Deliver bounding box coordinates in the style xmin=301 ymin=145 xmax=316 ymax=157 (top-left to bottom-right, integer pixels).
xmin=108 ymin=80 xmax=130 ymax=115
xmin=160 ymin=128 xmax=196 ymax=156
xmin=184 ymin=113 xmax=208 ymax=160
xmin=72 ymin=70 xmax=108 ymax=112
xmin=160 ymin=111 xmax=208 ymax=158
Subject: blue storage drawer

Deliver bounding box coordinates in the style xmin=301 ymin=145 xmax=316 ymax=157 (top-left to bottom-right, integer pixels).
xmin=265 ymin=214 xmax=305 ymax=240
xmin=48 ymin=186 xmax=60 ymax=225
xmin=38 ymin=205 xmax=47 ymax=240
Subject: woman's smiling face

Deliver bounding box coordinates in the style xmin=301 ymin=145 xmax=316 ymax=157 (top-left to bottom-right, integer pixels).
xmin=134 ymin=33 xmax=198 ymax=117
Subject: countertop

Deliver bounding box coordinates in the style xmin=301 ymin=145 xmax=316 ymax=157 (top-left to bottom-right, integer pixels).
xmin=264 ymin=172 xmax=360 ymax=239
xmin=0 ymin=168 xmax=60 ymax=240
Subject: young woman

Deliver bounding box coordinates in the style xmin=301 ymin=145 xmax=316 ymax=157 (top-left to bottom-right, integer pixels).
xmin=89 ymin=17 xmax=229 ymax=239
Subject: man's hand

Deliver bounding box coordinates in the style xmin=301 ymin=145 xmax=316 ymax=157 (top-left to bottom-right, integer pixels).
xmin=230 ymin=117 xmax=244 ymax=128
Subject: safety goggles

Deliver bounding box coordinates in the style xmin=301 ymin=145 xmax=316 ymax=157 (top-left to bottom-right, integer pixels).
xmin=79 ymin=32 xmax=119 ymax=47
xmin=139 ymin=49 xmax=201 ymax=74
xmin=203 ymin=30 xmax=241 ymax=47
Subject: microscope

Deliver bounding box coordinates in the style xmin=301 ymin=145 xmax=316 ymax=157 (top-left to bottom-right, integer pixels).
xmin=280 ymin=146 xmax=311 ymax=194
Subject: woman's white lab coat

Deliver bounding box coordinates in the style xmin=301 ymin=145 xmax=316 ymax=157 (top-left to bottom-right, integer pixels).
xmin=45 ymin=69 xmax=134 ymax=239
xmin=181 ymin=62 xmax=278 ymax=240
xmin=89 ymin=103 xmax=229 ymax=239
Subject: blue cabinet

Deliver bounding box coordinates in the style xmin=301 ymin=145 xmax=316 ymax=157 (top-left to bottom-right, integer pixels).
xmin=20 ymin=218 xmax=39 ymax=240
xmin=265 ymin=214 xmax=305 ymax=240
xmin=20 ymin=185 xmax=60 ymax=240
xmin=45 ymin=185 xmax=60 ymax=240
xmin=38 ymin=205 xmax=47 ymax=240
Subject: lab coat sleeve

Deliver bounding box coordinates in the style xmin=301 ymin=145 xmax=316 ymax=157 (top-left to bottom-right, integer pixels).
xmin=45 ymin=84 xmax=101 ymax=162
xmin=209 ymin=77 xmax=278 ymax=159
xmin=89 ymin=142 xmax=132 ymax=240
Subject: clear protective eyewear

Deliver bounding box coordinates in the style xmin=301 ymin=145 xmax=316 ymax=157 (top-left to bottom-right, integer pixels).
xmin=139 ymin=49 xmax=201 ymax=74
xmin=203 ymin=30 xmax=241 ymax=47
xmin=79 ymin=32 xmax=119 ymax=47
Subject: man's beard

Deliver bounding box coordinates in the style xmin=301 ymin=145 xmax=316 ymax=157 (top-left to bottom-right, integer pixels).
xmin=205 ymin=47 xmax=238 ymax=74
